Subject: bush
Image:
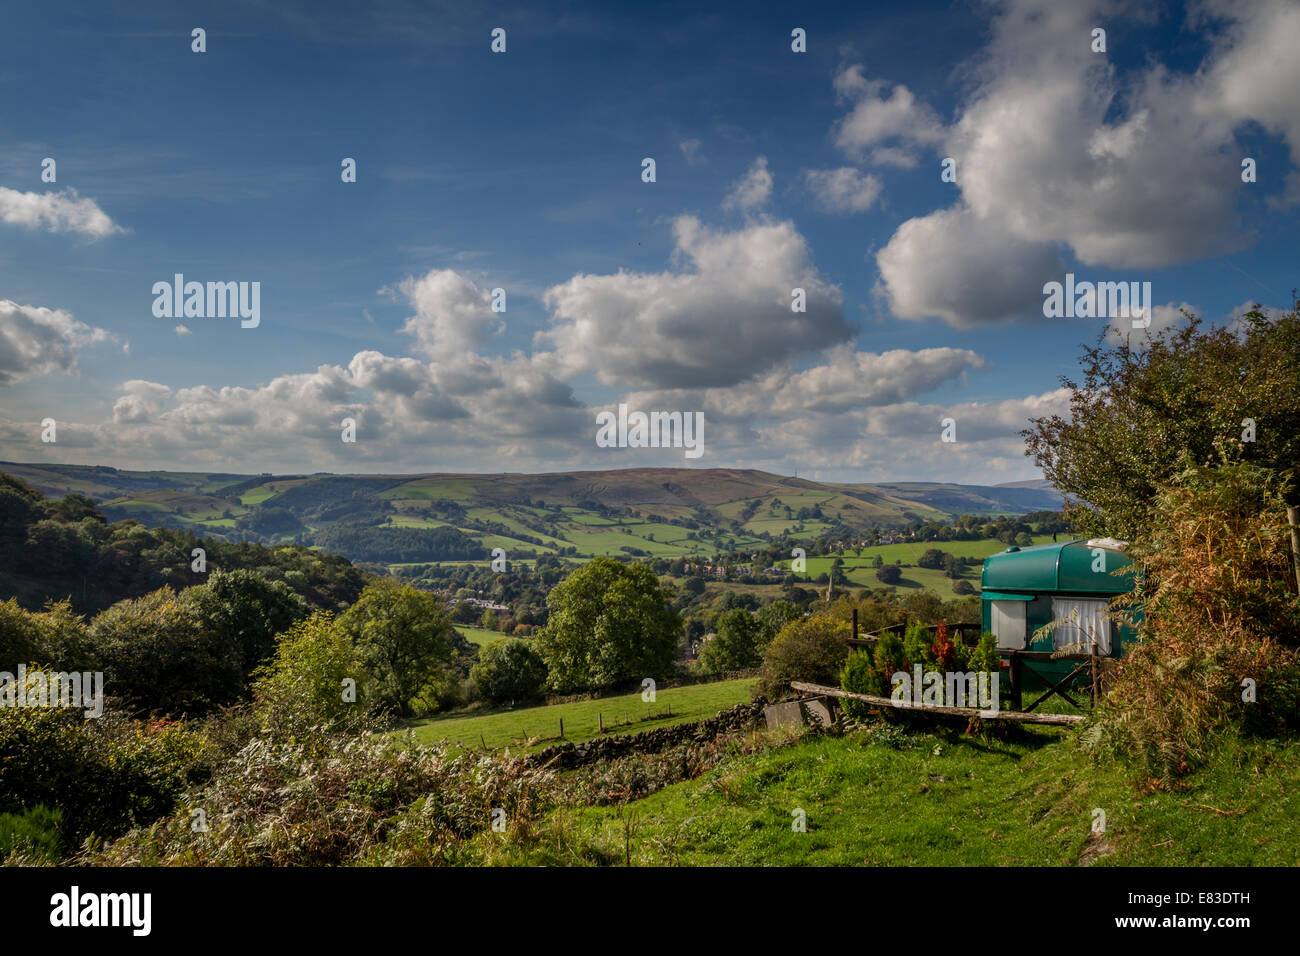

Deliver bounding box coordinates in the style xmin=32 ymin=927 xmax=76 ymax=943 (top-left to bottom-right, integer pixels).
xmin=88 ymin=588 xmax=244 ymax=717
xmin=83 ymin=729 xmax=555 ymax=866
xmin=1099 ymin=464 xmax=1300 ymax=778
xmin=952 ymin=579 xmax=976 ymax=595
xmin=755 ymin=613 xmax=850 ymax=700
xmin=0 ymin=805 xmax=62 ymax=863
xmin=840 ymin=649 xmax=884 ymax=718
xmin=0 ymin=707 xmax=211 ymax=852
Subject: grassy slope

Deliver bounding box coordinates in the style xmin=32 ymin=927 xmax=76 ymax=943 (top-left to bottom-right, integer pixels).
xmin=399 ymin=677 xmax=757 ymax=750
xmin=495 ymin=726 xmax=1300 ymax=866
xmin=454 ymin=625 xmax=517 ymax=647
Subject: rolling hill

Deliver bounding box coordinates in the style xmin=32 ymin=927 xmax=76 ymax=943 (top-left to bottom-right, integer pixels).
xmin=0 ymin=463 xmax=1061 ymax=567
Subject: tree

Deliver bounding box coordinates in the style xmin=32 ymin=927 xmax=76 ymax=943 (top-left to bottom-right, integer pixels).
xmin=1024 ymin=303 xmax=1300 ymax=581
xmin=699 ymin=608 xmax=762 ymax=673
xmin=942 ymin=554 xmax=964 ymax=579
xmin=336 ymin=579 xmax=459 ymax=717
xmin=917 ymin=548 xmax=946 ymax=570
xmin=188 ymin=569 xmax=309 ymax=681
xmin=755 ymin=600 xmax=801 ymax=648
xmin=252 ymin=612 xmax=368 ymax=739
xmin=471 ymin=639 xmax=548 ymax=705
xmin=536 ymin=558 xmax=681 ymax=693
xmin=952 ymin=579 xmax=976 ymax=596
xmin=876 ymin=564 xmax=902 ymax=585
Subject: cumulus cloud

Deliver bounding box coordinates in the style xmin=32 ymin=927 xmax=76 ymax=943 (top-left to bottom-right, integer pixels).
xmin=112 ymin=380 xmax=172 ymax=424
xmin=876 ymin=207 xmax=1064 ymax=327
xmin=0 ymin=300 xmax=112 ymax=386
xmin=389 ymin=268 xmax=501 ymax=356
xmin=802 ymin=167 xmax=883 ymax=214
xmin=0 ymin=187 xmax=123 ymax=238
xmin=540 ymin=215 xmax=851 ymax=389
xmin=868 ymin=0 xmax=1300 ymax=327
xmin=723 ymin=156 xmax=773 ymax=211
xmin=832 ymin=65 xmax=945 ymax=163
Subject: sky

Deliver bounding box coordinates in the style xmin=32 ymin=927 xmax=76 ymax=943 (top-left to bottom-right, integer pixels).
xmin=0 ymin=0 xmax=1296 ymax=485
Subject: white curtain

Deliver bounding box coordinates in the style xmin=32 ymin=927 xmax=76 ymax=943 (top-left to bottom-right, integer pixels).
xmin=991 ymin=600 xmax=1027 ymax=649
xmin=1050 ymin=598 xmax=1111 ymax=654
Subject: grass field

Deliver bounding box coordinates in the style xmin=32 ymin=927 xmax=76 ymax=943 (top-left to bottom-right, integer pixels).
xmin=400 ymin=676 xmax=758 ymax=750
xmin=488 ymin=725 xmax=1300 ymax=866
xmin=454 ymin=625 xmax=517 ymax=647
xmin=772 ymin=535 xmax=1058 ymax=600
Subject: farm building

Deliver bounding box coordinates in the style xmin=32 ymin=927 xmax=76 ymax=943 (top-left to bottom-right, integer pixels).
xmin=980 ymin=538 xmax=1140 ymax=682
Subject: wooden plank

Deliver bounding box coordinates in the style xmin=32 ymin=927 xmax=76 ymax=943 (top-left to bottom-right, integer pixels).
xmin=789 ymin=681 xmax=1085 ymax=725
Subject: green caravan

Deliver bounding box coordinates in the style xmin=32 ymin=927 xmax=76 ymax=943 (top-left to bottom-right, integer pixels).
xmin=980 ymin=538 xmax=1141 ymax=688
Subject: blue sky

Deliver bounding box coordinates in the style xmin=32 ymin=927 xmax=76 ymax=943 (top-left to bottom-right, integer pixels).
xmin=1 ymin=0 xmax=1296 ymax=484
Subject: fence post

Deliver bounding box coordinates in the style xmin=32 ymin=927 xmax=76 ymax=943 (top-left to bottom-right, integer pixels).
xmin=1090 ymin=641 xmax=1099 ymax=706
xmin=559 ymin=717 xmax=563 ymax=739
xmin=1008 ymin=651 xmax=1021 ymax=711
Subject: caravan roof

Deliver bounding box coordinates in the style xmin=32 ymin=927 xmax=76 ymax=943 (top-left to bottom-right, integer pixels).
xmin=980 ymin=538 xmax=1136 ymax=596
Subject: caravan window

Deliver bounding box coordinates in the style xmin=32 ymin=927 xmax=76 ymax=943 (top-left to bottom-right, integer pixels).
xmin=1050 ymin=598 xmax=1111 ymax=654
xmin=991 ymin=600 xmax=1027 ymax=650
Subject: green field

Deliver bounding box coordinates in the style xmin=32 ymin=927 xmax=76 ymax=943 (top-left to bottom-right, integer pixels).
xmin=454 ymin=625 xmax=517 ymax=647
xmin=401 ymin=677 xmax=758 ymax=750
xmin=490 ymin=725 xmax=1300 ymax=866
xmin=775 ymin=535 xmax=1058 ymax=600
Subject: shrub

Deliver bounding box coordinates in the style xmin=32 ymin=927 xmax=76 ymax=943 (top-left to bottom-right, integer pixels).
xmin=88 ymin=587 xmax=244 ymax=717
xmin=1100 ymin=464 xmax=1300 ymax=778
xmin=901 ymin=620 xmax=931 ymax=668
xmin=840 ymin=649 xmax=883 ymax=718
xmin=82 ymin=730 xmax=555 ymax=867
xmin=755 ymin=613 xmax=850 ymax=700
xmin=0 ymin=707 xmax=211 ymax=852
xmin=873 ymin=630 xmax=906 ymax=682
xmin=0 ymin=805 xmax=62 ymax=863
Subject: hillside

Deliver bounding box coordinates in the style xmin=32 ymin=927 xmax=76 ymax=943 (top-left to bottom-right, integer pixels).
xmin=0 ymin=463 xmax=1060 ymax=567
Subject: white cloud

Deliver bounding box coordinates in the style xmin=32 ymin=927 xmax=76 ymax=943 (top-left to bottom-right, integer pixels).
xmin=679 ymin=138 xmax=706 ymax=167
xmin=802 ymin=167 xmax=883 ymax=213
xmin=0 ymin=187 xmax=123 ymax=238
xmin=865 ymin=0 xmax=1300 ymax=327
xmin=174 ymin=325 xmax=192 ymax=336
xmin=722 ymin=156 xmax=773 ymax=211
xmin=540 ymin=215 xmax=851 ymax=389
xmin=832 ymin=65 xmax=945 ymax=163
xmin=390 ymin=268 xmax=501 ymax=356
xmin=876 ymin=206 xmax=1064 ymax=327
xmin=0 ymin=300 xmax=112 ymax=385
